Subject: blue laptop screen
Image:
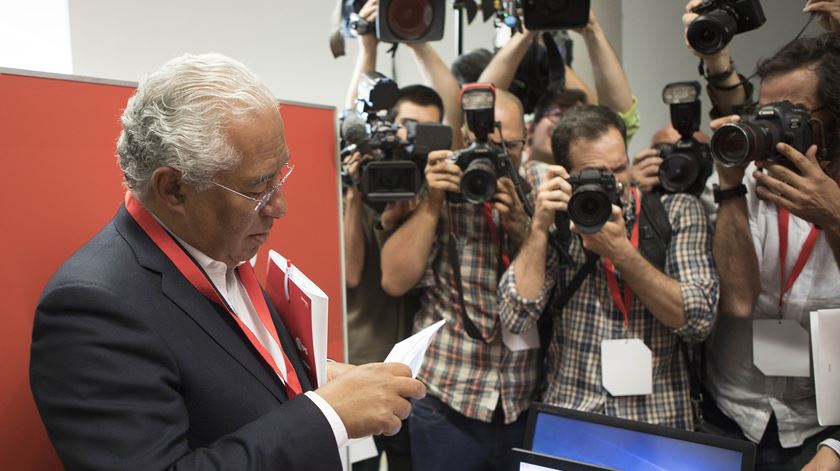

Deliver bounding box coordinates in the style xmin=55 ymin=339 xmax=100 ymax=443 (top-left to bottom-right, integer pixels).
xmin=531 ymin=413 xmax=744 ymax=471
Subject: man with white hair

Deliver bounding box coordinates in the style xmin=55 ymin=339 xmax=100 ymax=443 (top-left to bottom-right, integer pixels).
xmin=29 ymin=53 xmax=425 ymax=471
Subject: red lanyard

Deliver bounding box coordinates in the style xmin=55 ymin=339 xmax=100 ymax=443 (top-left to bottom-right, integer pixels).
xmin=604 ymin=187 xmax=641 ymax=330
xmin=777 ymin=207 xmax=820 ymax=309
xmin=481 ymin=202 xmax=511 ymax=268
xmin=125 ymin=193 xmax=301 ymax=398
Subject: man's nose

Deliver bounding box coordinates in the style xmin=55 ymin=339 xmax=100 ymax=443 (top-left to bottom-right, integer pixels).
xmin=259 ymin=188 xmax=287 ymax=219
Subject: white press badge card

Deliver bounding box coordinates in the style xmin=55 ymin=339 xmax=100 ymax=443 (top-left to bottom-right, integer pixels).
xmin=601 ymin=339 xmax=653 ymax=396
xmin=502 ymin=324 xmax=540 ymax=352
xmin=753 ymin=319 xmax=811 ymax=377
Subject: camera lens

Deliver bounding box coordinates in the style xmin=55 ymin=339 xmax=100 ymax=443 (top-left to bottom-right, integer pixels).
xmin=362 ymin=161 xmax=421 ymax=202
xmin=712 ymin=121 xmax=780 ymax=167
xmin=659 ymin=152 xmax=700 ymax=193
xmin=387 ymin=0 xmax=433 ymax=41
xmin=461 ymin=157 xmax=497 ymax=203
xmin=687 ymin=9 xmax=738 ymax=55
xmin=568 ymin=185 xmax=613 ymax=234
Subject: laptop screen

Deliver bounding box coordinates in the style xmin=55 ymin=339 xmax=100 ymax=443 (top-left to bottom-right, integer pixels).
xmin=527 ymin=404 xmax=755 ymax=471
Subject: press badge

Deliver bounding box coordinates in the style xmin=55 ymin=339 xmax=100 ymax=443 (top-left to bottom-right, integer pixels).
xmin=601 ymin=338 xmax=653 ymax=396
xmin=502 ymin=324 xmax=540 ymax=352
xmin=753 ymin=319 xmax=811 ymax=377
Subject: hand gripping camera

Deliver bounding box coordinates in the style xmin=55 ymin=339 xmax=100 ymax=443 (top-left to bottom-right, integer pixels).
xmin=447 ymin=83 xmax=517 ymax=204
xmin=656 ymin=81 xmax=713 ymax=196
xmin=710 ymin=100 xmax=814 ymax=172
xmin=567 ymin=168 xmax=622 ymax=234
xmin=687 ymin=0 xmax=765 ymax=55
xmin=342 ymin=71 xmax=451 ymax=203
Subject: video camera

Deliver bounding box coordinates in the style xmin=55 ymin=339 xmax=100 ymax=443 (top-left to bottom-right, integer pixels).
xmin=447 ymin=83 xmax=517 ymax=204
xmin=485 ymin=0 xmax=590 ymax=31
xmin=341 ymin=71 xmax=451 ymax=204
xmin=687 ymin=0 xmax=765 ymax=55
xmin=567 ymin=168 xmax=622 ymax=234
xmin=710 ymin=100 xmax=814 ymax=172
xmin=656 ymin=81 xmax=713 ymax=196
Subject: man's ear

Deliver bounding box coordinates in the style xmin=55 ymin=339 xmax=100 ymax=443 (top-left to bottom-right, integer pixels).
xmin=149 ymin=167 xmax=187 ymax=213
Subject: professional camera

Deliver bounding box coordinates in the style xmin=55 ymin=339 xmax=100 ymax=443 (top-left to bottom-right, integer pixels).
xmin=687 ymin=0 xmax=765 ymax=55
xmin=567 ymin=168 xmax=622 ymax=234
xmin=656 ymin=81 xmax=713 ymax=196
xmin=710 ymin=100 xmax=813 ymax=171
xmin=447 ymin=83 xmax=516 ymax=204
xmin=342 ymin=71 xmax=451 ymax=203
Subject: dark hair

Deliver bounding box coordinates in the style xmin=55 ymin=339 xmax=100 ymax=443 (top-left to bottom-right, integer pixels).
xmin=451 ymin=48 xmax=494 ymax=86
xmin=757 ymin=32 xmax=840 ymax=157
xmin=551 ymin=104 xmax=627 ymax=168
xmin=392 ymin=84 xmax=444 ymax=123
xmin=532 ymin=83 xmax=589 ymax=124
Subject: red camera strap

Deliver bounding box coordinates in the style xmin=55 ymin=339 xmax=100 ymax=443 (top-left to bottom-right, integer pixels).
xmin=604 ymin=187 xmax=641 ymax=331
xmin=125 ymin=193 xmax=301 ymax=398
xmin=482 ymin=202 xmax=511 ymax=268
xmin=777 ymin=207 xmax=820 ymax=310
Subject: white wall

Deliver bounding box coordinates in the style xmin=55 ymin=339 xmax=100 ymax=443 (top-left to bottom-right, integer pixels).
xmin=67 ymin=0 xmax=496 ymax=111
xmin=0 ymin=0 xmax=72 ymax=73
xmin=66 ymin=0 xmax=621 ymax=114
xmin=622 ymin=1 xmax=822 ymax=158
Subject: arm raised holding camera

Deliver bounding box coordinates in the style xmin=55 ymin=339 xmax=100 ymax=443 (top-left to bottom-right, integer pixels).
xmin=406 ymin=42 xmax=464 ymax=150
xmin=381 ymin=150 xmax=459 ymax=296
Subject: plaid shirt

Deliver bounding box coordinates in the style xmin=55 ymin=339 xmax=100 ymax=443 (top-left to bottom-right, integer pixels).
xmin=414 ymin=201 xmax=540 ymax=424
xmin=498 ymin=161 xmax=719 ymax=430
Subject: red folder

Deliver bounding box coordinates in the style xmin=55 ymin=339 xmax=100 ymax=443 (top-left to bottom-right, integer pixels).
xmin=266 ymin=250 xmax=329 ymax=387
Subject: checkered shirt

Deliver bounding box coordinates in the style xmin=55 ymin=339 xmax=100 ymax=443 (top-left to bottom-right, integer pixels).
xmin=498 ymin=161 xmax=719 ymax=430
xmin=414 ymin=200 xmax=540 ymax=424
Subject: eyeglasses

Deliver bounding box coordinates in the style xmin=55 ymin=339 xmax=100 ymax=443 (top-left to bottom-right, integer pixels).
xmin=211 ymin=162 xmax=294 ymax=212
xmin=490 ymin=139 xmax=526 ymax=153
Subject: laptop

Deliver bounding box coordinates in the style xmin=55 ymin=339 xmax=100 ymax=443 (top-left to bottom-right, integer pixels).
xmin=511 ymin=448 xmax=617 ymax=471
xmin=811 ymin=309 xmax=840 ymax=426
xmin=524 ymin=403 xmax=756 ymax=471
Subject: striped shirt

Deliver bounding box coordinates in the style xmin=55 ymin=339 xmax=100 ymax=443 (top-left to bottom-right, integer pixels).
xmin=498 ymin=161 xmax=719 ymax=430
xmin=414 ymin=201 xmax=540 ymax=424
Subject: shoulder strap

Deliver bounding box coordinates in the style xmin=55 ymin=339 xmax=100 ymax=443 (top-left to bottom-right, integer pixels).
xmin=447 ymin=233 xmax=486 ymax=342
xmin=638 ymin=192 xmax=672 ymax=271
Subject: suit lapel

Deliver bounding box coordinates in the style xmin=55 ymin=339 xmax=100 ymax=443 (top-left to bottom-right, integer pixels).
xmin=114 ymin=206 xmax=288 ymax=402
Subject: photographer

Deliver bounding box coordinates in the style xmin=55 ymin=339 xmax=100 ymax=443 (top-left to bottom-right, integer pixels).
xmin=380 ymin=89 xmax=534 ymax=471
xmin=341 ymin=4 xmax=452 ymax=467
xmin=700 ymin=33 xmax=840 ymax=470
xmin=498 ymin=105 xmax=719 ymax=430
xmin=479 ymin=9 xmax=640 ymax=168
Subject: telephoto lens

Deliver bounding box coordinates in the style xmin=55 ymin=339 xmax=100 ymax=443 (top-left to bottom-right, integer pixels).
xmin=567 ymin=168 xmax=621 ymax=234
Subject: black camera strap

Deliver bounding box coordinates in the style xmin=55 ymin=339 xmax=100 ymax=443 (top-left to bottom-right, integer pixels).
xmin=447 ymin=231 xmax=486 ymax=342
xmin=445 ymin=203 xmax=511 ymax=343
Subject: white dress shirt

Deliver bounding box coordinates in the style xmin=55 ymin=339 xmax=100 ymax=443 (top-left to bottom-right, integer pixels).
xmin=164 ymin=226 xmax=348 ymax=449
xmin=707 ymin=172 xmax=840 ymax=447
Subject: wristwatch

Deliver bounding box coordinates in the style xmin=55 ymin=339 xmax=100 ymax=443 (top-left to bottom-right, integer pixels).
xmin=713 ymin=184 xmax=747 ymax=203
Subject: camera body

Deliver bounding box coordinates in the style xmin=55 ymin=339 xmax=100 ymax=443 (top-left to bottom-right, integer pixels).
xmin=342 ymin=72 xmax=451 ymax=204
xmin=657 ymin=81 xmax=713 ymax=196
xmin=710 ymin=100 xmax=813 ymax=172
xmin=688 ymin=0 xmax=765 ymax=55
xmin=448 ymin=141 xmax=512 ymax=204
xmin=567 ymin=168 xmax=622 ymax=234
xmin=521 ymin=0 xmax=590 ymax=31
xmin=447 ymin=83 xmax=517 ymax=204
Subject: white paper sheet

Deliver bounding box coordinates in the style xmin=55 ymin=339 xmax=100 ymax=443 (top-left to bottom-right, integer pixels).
xmin=384 ymin=319 xmax=446 ymax=378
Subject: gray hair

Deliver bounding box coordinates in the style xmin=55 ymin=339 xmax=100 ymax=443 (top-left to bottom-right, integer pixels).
xmin=117 ymin=53 xmax=277 ymax=198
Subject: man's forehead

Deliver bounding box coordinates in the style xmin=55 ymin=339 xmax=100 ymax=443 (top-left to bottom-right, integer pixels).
xmin=759 ymin=67 xmax=820 ymax=109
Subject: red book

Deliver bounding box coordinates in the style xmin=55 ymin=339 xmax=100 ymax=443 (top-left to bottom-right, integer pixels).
xmin=266 ymin=250 xmax=329 ymax=387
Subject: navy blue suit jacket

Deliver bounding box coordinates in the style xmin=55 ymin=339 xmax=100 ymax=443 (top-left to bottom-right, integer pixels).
xmin=30 ymin=206 xmax=341 ymax=470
